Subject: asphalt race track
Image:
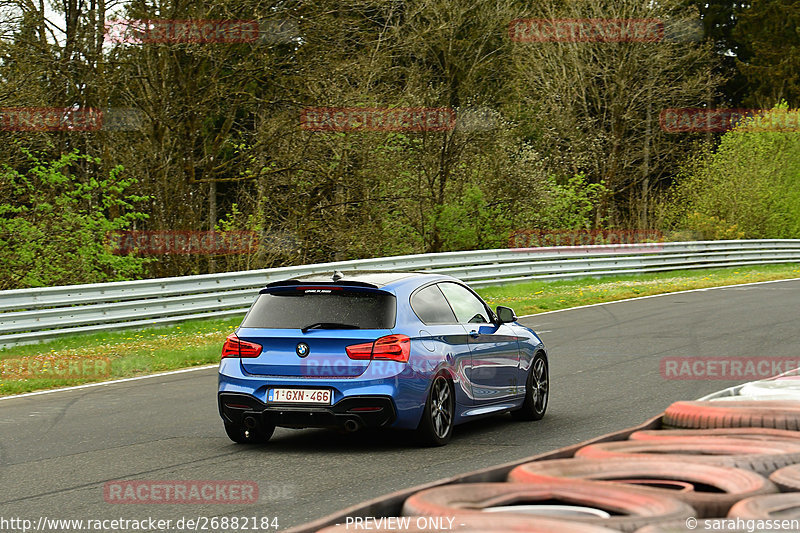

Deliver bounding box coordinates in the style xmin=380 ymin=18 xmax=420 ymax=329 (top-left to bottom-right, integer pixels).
xmin=1 ymin=278 xmax=799 ymax=530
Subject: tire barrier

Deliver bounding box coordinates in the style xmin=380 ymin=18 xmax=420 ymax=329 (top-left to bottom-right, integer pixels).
xmin=316 ymin=515 xmax=620 ymax=532
xmin=507 ymin=458 xmax=776 ymax=517
xmin=401 ymin=481 xmax=695 ymax=533
xmin=769 ymin=464 xmax=800 ymax=492
xmin=663 ymin=400 xmax=800 ymax=430
xmin=737 ymin=378 xmax=800 ymax=401
xmin=629 ymin=428 xmax=800 ymax=443
xmin=300 ymin=394 xmax=800 ymax=533
xmin=727 ymin=493 xmax=800 ymax=519
xmin=575 ymin=437 xmax=800 ymax=475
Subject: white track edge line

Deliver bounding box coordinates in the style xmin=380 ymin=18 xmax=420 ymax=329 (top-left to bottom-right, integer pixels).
xmin=0 ymin=364 xmax=218 ymax=401
xmin=519 ymin=276 xmax=800 ymax=320
xmin=3 ymin=276 xmax=800 ymax=401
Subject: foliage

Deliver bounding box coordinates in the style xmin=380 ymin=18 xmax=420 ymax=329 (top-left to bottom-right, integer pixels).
xmin=0 ymin=0 xmax=796 ymax=288
xmin=666 ymin=104 xmax=800 ymax=239
xmin=540 ymin=174 xmax=609 ymax=230
xmin=0 ymin=148 xmax=150 ymax=289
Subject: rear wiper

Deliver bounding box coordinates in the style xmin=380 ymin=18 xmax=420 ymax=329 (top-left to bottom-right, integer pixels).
xmin=301 ymin=322 xmax=360 ymax=333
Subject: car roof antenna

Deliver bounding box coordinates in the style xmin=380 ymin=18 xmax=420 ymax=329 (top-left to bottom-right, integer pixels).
xmin=332 ymin=270 xmax=344 ymax=282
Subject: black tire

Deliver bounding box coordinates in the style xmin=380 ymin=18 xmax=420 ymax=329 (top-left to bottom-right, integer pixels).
xmin=224 ymin=421 xmax=275 ymax=444
xmin=576 ymin=437 xmax=800 ymax=476
xmin=508 ymin=457 xmax=777 ymax=518
xmin=728 ymin=493 xmax=800 ymax=519
xmin=416 ymin=374 xmax=455 ymax=446
xmin=402 ymin=481 xmax=696 ymax=533
xmin=769 ymin=463 xmax=800 ymax=492
xmin=663 ymin=400 xmax=800 ymax=430
xmin=511 ymin=351 xmax=549 ymax=421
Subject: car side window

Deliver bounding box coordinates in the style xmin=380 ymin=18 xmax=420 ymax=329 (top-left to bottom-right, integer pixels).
xmin=438 ymin=282 xmax=491 ymax=325
xmin=411 ymin=284 xmax=458 ymax=325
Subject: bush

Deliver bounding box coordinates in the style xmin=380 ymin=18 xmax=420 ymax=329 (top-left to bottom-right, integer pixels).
xmin=667 ymin=104 xmax=800 ymax=239
xmin=0 ymin=147 xmax=150 ymax=289
xmin=540 ymin=173 xmax=608 ymax=230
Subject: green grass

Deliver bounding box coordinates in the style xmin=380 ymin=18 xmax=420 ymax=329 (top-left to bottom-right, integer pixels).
xmin=0 ymin=316 xmax=242 ymax=395
xmin=2 ymin=263 xmax=799 ymax=396
xmin=477 ymin=263 xmax=800 ymax=316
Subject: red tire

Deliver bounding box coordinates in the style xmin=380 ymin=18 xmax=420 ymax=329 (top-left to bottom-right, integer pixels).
xmin=728 ymin=493 xmax=800 ymax=518
xmin=663 ymin=400 xmax=800 ymax=430
xmin=630 ymin=428 xmax=800 ymax=443
xmin=402 ymin=481 xmax=695 ymax=533
xmin=507 ymin=457 xmax=775 ymax=517
xmin=769 ymin=463 xmax=800 ymax=492
xmin=575 ymin=437 xmax=800 ymax=475
xmin=316 ymin=515 xmax=619 ymax=532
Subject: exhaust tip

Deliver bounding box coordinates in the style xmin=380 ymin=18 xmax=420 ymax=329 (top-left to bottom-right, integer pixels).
xmin=243 ymin=416 xmax=258 ymax=429
xmin=343 ymin=419 xmax=360 ymax=433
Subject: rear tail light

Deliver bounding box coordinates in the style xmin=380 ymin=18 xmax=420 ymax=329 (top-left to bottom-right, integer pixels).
xmin=344 ymin=341 xmax=373 ymax=360
xmin=346 ymin=334 xmax=410 ymax=363
xmin=221 ymin=333 xmax=263 ymax=359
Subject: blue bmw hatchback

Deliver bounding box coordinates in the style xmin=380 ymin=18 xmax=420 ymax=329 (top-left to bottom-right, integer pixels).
xmin=218 ymin=271 xmax=549 ymax=446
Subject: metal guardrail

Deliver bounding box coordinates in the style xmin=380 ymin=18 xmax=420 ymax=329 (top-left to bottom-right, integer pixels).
xmin=1 ymin=239 xmax=799 ymax=347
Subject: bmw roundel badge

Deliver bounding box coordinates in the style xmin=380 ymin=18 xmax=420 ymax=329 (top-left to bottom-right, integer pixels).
xmin=296 ymin=342 xmax=310 ymax=357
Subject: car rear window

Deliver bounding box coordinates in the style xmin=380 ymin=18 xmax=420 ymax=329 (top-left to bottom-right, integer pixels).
xmin=241 ymin=287 xmax=397 ymax=329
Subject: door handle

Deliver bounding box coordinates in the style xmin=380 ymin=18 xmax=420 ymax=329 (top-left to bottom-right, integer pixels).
xmin=469 ymin=330 xmax=479 ymax=338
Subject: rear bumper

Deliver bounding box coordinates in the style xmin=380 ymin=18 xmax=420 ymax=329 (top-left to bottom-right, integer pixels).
xmin=217 ymin=357 xmax=436 ymax=429
xmin=219 ymin=392 xmax=397 ymax=430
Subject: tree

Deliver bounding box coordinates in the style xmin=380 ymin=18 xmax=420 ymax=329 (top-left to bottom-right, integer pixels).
xmin=734 ymin=0 xmax=800 ymax=108
xmin=508 ymin=0 xmax=722 ymax=227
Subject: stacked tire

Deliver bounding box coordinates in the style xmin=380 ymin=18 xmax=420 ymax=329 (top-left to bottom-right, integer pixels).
xmin=645 ymin=398 xmax=800 ymax=529
xmin=315 ymin=397 xmax=800 ymax=532
xmin=662 ymin=399 xmax=800 ymax=430
xmin=507 ymin=458 xmax=775 ymax=518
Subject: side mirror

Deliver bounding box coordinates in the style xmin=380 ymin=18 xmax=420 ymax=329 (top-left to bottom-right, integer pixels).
xmin=496 ymin=306 xmax=517 ymax=324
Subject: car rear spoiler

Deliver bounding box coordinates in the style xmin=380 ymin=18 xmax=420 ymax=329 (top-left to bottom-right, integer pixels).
xmin=264 ymin=279 xmax=382 ymax=289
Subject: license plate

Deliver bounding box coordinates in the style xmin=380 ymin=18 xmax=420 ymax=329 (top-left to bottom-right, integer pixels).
xmin=268 ymin=388 xmax=332 ymax=405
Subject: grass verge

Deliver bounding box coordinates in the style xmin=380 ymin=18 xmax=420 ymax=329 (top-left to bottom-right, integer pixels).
xmin=0 ymin=317 xmax=241 ymax=396
xmin=2 ymin=263 xmax=799 ymax=396
xmin=479 ymin=263 xmax=800 ymax=316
